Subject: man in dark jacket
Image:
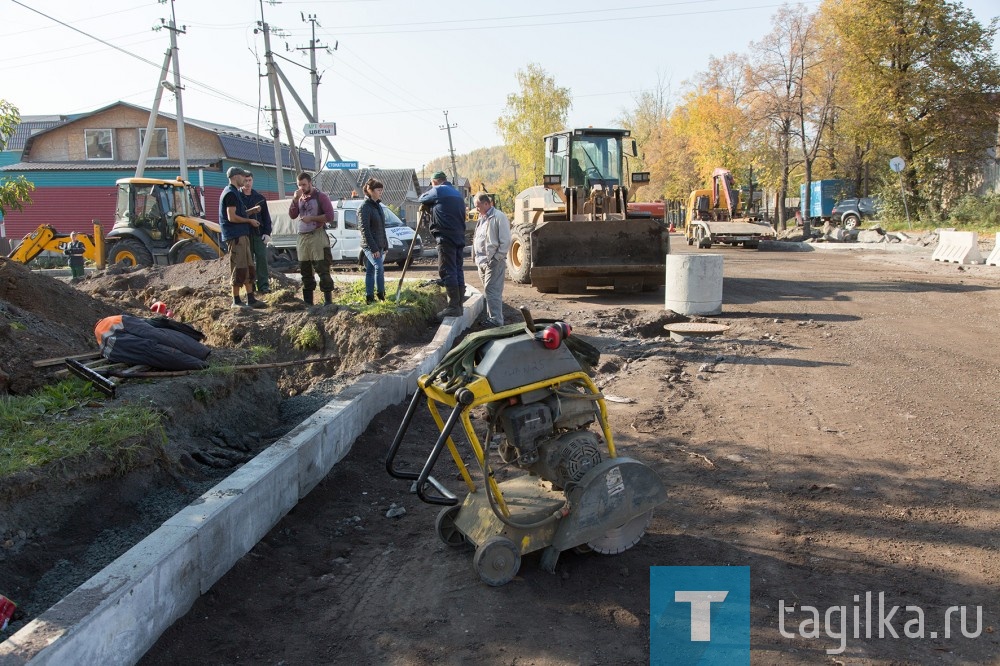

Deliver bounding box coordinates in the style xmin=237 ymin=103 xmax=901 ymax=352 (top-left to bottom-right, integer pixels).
xmin=418 ymin=170 xmax=466 ymax=318
xmin=241 ymin=172 xmax=273 ymax=294
xmin=64 ymin=232 xmax=86 ymax=280
xmin=359 ymin=178 xmax=389 ymax=304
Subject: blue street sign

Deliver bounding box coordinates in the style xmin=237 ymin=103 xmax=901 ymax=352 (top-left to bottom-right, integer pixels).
xmin=326 ymin=161 xmax=359 ymax=170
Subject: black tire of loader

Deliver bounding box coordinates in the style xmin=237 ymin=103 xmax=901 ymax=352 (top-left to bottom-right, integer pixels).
xmin=506 ymin=224 xmax=533 ymax=284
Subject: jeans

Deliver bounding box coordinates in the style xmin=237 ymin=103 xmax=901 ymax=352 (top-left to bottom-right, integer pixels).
xmin=363 ymin=248 xmax=385 ymax=297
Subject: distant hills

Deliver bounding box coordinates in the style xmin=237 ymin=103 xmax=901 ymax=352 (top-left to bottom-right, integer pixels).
xmin=423 ymin=145 xmax=514 ymax=187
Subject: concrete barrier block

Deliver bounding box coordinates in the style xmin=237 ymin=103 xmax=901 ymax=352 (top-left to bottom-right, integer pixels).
xmin=164 ymin=445 xmax=300 ymax=592
xmin=931 ymin=230 xmax=982 ymax=264
xmin=986 ymin=232 xmax=1000 ymax=267
xmin=0 ymin=525 xmax=199 ymax=666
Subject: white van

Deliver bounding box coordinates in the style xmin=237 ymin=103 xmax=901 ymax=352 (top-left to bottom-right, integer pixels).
xmin=266 ymin=198 xmax=422 ymax=267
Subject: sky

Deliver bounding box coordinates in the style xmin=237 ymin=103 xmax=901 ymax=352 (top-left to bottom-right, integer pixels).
xmin=3 ymin=0 xmax=999 ymax=174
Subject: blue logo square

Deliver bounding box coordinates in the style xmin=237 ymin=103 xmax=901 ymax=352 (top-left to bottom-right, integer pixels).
xmin=650 ymin=566 xmax=750 ymax=666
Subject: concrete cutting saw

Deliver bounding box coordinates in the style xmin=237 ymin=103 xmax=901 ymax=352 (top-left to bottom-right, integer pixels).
xmin=386 ymin=310 xmax=666 ymax=586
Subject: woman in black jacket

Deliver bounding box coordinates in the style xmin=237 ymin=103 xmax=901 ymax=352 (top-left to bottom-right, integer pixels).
xmin=359 ymin=178 xmax=390 ymax=303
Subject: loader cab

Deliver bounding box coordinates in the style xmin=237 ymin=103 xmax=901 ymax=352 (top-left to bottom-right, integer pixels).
xmin=113 ymin=178 xmax=204 ymax=244
xmin=546 ymin=129 xmax=631 ymax=193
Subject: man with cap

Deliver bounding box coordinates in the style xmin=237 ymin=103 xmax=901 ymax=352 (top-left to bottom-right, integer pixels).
xmin=418 ymin=170 xmax=467 ymax=318
xmin=240 ymin=172 xmax=273 ymax=294
xmin=219 ymin=166 xmax=266 ymax=309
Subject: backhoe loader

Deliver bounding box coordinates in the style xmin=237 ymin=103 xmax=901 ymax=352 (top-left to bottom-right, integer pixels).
xmin=7 ymin=177 xmax=222 ymax=268
xmin=506 ymin=128 xmax=669 ymax=293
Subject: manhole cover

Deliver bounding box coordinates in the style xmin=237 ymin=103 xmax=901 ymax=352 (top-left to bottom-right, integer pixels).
xmin=664 ymin=322 xmax=730 ymax=341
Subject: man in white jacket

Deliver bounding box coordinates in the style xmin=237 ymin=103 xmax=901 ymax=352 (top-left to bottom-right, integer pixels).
xmin=472 ymin=193 xmax=512 ymax=326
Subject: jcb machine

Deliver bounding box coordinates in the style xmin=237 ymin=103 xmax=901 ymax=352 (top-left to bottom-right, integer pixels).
xmin=684 ymin=167 xmax=775 ymax=249
xmin=106 ymin=177 xmax=222 ymax=266
xmin=386 ymin=311 xmax=666 ymax=586
xmin=506 ymin=128 xmax=669 ymax=294
xmin=7 ymin=177 xmax=222 ymax=268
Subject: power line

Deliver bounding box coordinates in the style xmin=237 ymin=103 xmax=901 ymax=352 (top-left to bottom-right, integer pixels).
xmin=319 ymin=2 xmax=821 ymax=35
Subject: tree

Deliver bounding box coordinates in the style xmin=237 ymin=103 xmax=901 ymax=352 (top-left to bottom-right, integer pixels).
xmin=823 ymin=0 xmax=1000 ymax=214
xmin=495 ymin=64 xmax=571 ymax=189
xmin=0 ymin=100 xmax=34 ymax=217
xmin=615 ymin=74 xmax=674 ymax=197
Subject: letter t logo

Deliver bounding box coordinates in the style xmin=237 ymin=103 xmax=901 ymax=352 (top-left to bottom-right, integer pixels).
xmin=675 ymin=591 xmax=730 ymax=641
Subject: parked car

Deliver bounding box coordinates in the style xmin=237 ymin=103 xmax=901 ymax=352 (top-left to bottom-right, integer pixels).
xmin=831 ymin=197 xmax=881 ymax=229
xmin=267 ymin=198 xmax=422 ymax=268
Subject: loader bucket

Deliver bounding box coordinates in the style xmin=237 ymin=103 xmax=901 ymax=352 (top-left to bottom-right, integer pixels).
xmin=529 ymin=218 xmax=669 ymax=293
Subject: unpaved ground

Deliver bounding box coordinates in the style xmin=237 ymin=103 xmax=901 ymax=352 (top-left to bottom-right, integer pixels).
xmin=0 ymin=256 xmax=446 ymax=631
xmin=132 ymin=244 xmax=1000 ymax=665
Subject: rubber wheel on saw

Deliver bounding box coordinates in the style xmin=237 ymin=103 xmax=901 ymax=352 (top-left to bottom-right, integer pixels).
xmin=587 ymin=510 xmax=653 ymax=555
xmin=506 ymin=224 xmax=533 ymax=284
xmin=109 ymin=238 xmax=154 ymax=267
xmin=175 ymin=241 xmax=218 ymax=262
xmin=473 ymin=535 xmax=521 ymax=586
xmin=435 ymin=505 xmax=467 ymax=548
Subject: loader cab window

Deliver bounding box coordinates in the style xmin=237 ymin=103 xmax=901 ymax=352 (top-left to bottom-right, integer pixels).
xmin=570 ymin=136 xmax=622 ymax=190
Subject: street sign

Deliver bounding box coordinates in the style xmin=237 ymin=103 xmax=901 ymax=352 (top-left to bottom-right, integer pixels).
xmin=303 ymin=122 xmax=337 ymax=136
xmin=889 ymin=157 xmax=905 ymax=173
xmin=326 ymin=161 xmax=359 ymax=170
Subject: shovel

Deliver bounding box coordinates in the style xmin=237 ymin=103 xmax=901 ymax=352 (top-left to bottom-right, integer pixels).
xmin=394 ymin=209 xmax=429 ymax=304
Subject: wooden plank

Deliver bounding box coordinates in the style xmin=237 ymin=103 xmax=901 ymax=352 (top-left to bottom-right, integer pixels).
xmin=33 ymin=351 xmax=102 ymax=368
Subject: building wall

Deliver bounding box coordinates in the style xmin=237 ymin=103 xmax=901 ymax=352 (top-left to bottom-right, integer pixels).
xmin=27 ymin=106 xmax=221 ymax=162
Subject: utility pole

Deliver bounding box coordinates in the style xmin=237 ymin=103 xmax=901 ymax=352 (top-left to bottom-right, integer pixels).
xmin=440 ymin=111 xmax=459 ymax=184
xmin=165 ymin=0 xmax=188 ymax=182
xmin=258 ymin=2 xmax=287 ymax=197
xmin=136 ymin=48 xmax=172 ymax=178
xmin=299 ymin=13 xmax=326 ymax=172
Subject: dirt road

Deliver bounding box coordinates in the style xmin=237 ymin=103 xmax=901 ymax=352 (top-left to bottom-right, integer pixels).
xmin=137 ymin=243 xmax=1000 ymax=665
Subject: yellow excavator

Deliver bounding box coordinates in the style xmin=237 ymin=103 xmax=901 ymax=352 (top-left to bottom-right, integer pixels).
xmin=7 ymin=177 xmax=222 ymax=267
xmin=506 ymin=128 xmax=669 ymax=293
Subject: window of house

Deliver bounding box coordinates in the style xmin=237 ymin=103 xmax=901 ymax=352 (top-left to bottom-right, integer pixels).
xmin=85 ymin=129 xmax=113 ymax=160
xmin=138 ymin=128 xmax=168 ymax=159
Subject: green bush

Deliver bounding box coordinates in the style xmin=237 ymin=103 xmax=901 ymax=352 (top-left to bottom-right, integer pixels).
xmin=947 ymin=193 xmax=1000 ymax=229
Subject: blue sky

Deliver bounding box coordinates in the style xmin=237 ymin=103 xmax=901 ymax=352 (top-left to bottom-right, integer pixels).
xmin=3 ymin=0 xmax=998 ymax=171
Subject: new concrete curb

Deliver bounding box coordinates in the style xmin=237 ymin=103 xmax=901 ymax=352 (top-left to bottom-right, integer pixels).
xmin=0 ymin=293 xmax=485 ymax=666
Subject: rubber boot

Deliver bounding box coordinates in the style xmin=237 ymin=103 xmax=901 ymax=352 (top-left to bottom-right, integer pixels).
xmin=323 ymin=291 xmax=333 ymax=305
xmin=437 ymin=285 xmax=463 ymax=318
xmin=302 ymin=290 xmax=314 ymax=305
xmin=377 ymin=291 xmax=386 ymax=302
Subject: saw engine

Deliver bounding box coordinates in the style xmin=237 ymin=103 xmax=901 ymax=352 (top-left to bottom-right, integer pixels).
xmin=492 ymin=384 xmax=603 ymax=490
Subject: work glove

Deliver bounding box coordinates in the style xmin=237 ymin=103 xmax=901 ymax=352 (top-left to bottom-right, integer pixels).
xmin=262 ymin=235 xmax=271 ymax=244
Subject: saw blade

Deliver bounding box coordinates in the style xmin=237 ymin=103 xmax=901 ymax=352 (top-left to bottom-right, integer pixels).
xmin=587 ymin=510 xmax=652 ymax=555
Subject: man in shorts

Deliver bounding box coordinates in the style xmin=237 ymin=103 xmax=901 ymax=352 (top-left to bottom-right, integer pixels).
xmin=219 ymin=166 xmax=266 ymax=309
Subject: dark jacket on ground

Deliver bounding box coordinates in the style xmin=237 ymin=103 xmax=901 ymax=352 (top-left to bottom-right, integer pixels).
xmin=418 ymin=181 xmax=466 ymax=246
xmin=358 ymin=197 xmax=389 ymax=252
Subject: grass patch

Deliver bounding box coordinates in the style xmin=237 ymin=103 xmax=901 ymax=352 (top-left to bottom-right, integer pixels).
xmin=288 ymin=322 xmax=322 ymax=350
xmin=337 ymin=280 xmax=443 ymax=319
xmin=0 ymin=379 xmax=165 ymax=478
xmin=248 ymin=345 xmax=273 ymax=363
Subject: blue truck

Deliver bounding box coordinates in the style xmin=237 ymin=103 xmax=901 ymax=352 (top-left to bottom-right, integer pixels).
xmin=799 ymin=180 xmax=854 ymax=221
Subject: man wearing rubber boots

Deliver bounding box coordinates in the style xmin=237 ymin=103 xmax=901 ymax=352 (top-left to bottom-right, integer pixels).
xmin=418 ymin=170 xmax=466 ymax=318
xmin=289 ymin=172 xmax=336 ymax=306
